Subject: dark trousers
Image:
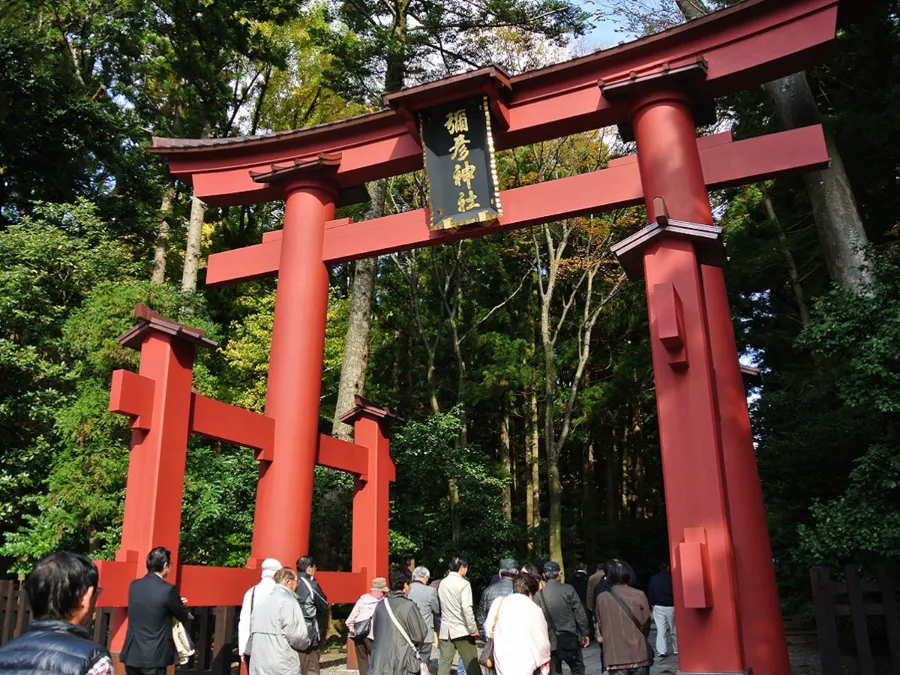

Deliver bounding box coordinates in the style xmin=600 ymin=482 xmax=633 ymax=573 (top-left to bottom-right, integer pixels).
xmin=354 ymin=638 xmax=374 ymax=675
xmin=610 ymin=668 xmax=649 ymax=675
xmin=550 ymin=648 xmax=585 ymax=675
xmin=419 ymin=641 xmax=433 ymax=664
xmin=438 ymin=637 xmax=478 ymax=675
xmin=300 ymin=646 xmax=320 ymax=675
xmin=125 ymin=668 xmax=166 ymax=675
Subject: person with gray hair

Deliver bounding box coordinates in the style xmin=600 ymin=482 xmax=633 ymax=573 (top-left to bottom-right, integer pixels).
xmin=239 ymin=558 xmax=282 ymax=668
xmin=249 ymin=567 xmax=310 ymax=675
xmin=407 ymin=566 xmax=440 ymax=664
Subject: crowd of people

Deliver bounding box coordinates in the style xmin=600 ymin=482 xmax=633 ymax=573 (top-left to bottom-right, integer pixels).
xmin=0 ymin=549 xmax=678 ymax=675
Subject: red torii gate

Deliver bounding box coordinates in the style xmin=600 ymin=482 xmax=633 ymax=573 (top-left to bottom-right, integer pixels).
xmin=97 ymin=304 xmax=395 ymax=655
xmin=117 ymin=0 xmax=857 ymax=673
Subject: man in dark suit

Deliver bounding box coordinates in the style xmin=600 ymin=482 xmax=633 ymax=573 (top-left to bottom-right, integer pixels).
xmin=121 ymin=547 xmax=193 ymax=675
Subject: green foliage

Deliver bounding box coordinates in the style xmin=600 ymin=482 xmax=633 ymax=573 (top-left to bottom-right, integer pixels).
xmin=389 ymin=409 xmax=518 ymax=575
xmin=799 ymin=444 xmax=900 ymax=567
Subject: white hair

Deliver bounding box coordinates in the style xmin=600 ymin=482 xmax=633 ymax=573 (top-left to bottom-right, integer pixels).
xmin=412 ymin=566 xmax=430 ymax=580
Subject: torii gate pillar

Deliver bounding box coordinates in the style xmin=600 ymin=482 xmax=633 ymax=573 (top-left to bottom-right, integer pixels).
xmin=613 ymin=86 xmax=790 ymax=675
xmin=252 ymin=173 xmax=336 ymax=566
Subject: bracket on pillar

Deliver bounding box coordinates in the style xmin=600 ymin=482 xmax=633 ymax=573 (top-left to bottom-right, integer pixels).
xmin=654 ymin=282 xmax=688 ymax=371
xmin=678 ymin=527 xmax=713 ymax=609
xmin=610 ymin=199 xmax=725 ymax=280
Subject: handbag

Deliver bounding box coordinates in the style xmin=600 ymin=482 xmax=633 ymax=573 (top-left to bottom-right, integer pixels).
xmin=172 ymin=618 xmax=195 ymax=665
xmin=608 ymin=588 xmax=654 ymax=664
xmin=537 ymin=592 xmax=580 ymax=656
xmin=354 ymin=615 xmax=372 ymax=641
xmin=384 ymin=597 xmax=429 ymax=675
xmin=478 ymin=596 xmax=507 ymax=670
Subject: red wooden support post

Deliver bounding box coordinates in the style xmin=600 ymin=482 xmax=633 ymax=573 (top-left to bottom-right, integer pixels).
xmin=612 ymin=89 xmax=745 ymax=674
xmin=105 ymin=305 xmax=216 ymax=655
xmin=341 ymin=396 xmax=398 ymax=589
xmin=702 ymin=261 xmax=791 ymax=675
xmin=252 ymin=174 xmax=336 ymax=567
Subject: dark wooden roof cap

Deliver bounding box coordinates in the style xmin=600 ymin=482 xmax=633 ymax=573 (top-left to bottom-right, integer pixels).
xmin=741 ymin=365 xmax=763 ymax=386
xmin=611 ymin=199 xmax=725 ymax=280
xmin=249 ymin=152 xmax=342 ymax=184
xmin=339 ymin=395 xmax=403 ymax=425
xmin=117 ymin=303 xmax=218 ymax=350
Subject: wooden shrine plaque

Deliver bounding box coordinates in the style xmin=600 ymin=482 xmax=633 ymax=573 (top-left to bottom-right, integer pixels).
xmin=419 ymin=95 xmax=502 ymax=231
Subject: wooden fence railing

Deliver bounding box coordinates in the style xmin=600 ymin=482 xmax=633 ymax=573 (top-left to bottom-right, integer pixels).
xmin=0 ymin=580 xmax=239 ymax=675
xmin=811 ymin=565 xmax=900 ymax=675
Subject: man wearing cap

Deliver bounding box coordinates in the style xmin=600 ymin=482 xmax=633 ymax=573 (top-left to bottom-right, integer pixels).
xmin=535 ymin=562 xmax=590 ymax=675
xmin=239 ymin=558 xmax=282 ymax=671
xmin=477 ymin=558 xmax=517 ymax=635
xmin=296 ymin=555 xmax=329 ymax=675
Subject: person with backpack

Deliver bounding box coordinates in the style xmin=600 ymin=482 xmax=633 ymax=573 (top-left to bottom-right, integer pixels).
xmin=347 ymin=577 xmax=389 ymax=675
xmin=295 ymin=556 xmax=328 ymax=675
xmin=593 ymin=560 xmax=652 ymax=675
xmin=535 ymin=562 xmax=589 ymax=675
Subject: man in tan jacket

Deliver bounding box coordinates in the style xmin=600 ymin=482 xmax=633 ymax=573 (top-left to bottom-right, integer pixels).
xmin=437 ymin=557 xmax=479 ymax=675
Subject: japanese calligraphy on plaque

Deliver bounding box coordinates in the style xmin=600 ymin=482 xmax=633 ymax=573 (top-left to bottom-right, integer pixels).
xmin=419 ymin=95 xmax=502 ymax=231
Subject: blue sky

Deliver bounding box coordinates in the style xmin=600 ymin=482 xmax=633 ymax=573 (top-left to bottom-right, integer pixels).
xmin=585 ymin=15 xmax=634 ymax=49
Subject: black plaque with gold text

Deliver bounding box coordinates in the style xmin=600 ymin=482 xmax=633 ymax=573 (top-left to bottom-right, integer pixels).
xmin=419 ymin=95 xmax=502 ymax=231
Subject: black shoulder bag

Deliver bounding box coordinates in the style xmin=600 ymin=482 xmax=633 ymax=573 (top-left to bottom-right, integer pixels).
xmin=537 ymin=591 xmax=580 ymax=657
xmin=608 ymin=588 xmax=654 ymax=664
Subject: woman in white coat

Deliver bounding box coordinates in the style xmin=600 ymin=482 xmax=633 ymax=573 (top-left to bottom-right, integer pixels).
xmin=249 ymin=567 xmax=310 ymax=675
xmin=484 ymin=572 xmax=551 ymax=675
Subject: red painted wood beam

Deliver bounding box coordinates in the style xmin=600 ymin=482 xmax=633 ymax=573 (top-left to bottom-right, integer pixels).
xmin=153 ymin=0 xmax=840 ymax=206
xmin=109 ymin=370 xmax=154 ymax=430
xmin=98 ymin=564 xmax=368 ymax=608
xmin=207 ymin=124 xmax=827 ymax=285
xmin=317 ymin=434 xmax=369 ymax=478
xmin=189 ymin=393 xmax=275 ymax=462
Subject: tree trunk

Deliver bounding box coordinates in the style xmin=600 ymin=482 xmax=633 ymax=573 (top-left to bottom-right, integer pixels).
xmin=759 ymin=182 xmax=810 ymax=325
xmin=582 ymin=441 xmax=596 ymax=561
xmin=528 ymin=387 xmax=541 ymax=554
xmin=151 ymin=182 xmax=174 ymax=285
xmin=332 ymin=180 xmax=386 ymax=439
xmin=331 ymin=258 xmax=377 ymax=439
xmin=605 ymin=428 xmax=618 ymax=528
xmin=548 ymin=458 xmax=563 ymax=571
xmin=181 ymin=194 xmax=206 ymax=292
xmin=762 ymin=73 xmax=872 ymax=292
xmin=500 ymin=395 xmax=512 ymax=521
xmin=676 ymin=0 xmax=871 ymax=292
xmin=180 ymin=125 xmax=209 ymax=293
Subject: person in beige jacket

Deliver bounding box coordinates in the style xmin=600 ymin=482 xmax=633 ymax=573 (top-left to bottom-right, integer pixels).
xmin=437 ymin=557 xmax=478 ymax=675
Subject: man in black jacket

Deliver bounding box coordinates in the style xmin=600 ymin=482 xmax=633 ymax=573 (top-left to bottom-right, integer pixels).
xmin=120 ymin=547 xmax=192 ymax=675
xmin=476 ymin=558 xmax=517 ymax=634
xmin=536 ymin=561 xmax=590 ymax=675
xmin=295 ymin=556 xmax=328 ymax=675
xmin=648 ymin=563 xmax=677 ymax=658
xmin=0 ymin=552 xmax=109 ymax=675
